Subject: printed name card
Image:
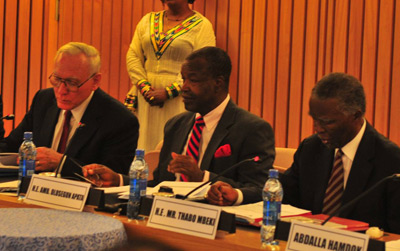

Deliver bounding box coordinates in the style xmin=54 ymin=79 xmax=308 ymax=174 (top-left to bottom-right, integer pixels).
xmin=24 ymin=174 xmax=91 ymax=211
xmin=147 ymin=196 xmax=221 ymax=239
xmin=286 ymin=220 xmax=369 ymax=251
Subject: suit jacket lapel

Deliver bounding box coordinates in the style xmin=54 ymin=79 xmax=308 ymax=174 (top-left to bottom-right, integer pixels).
xmin=341 ymin=123 xmax=375 ymax=217
xmin=200 ymin=100 xmax=235 ymax=171
xmin=174 ymin=114 xmax=195 ymax=154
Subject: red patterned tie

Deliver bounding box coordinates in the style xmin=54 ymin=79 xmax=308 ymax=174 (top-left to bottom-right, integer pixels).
xmin=57 ymin=110 xmax=72 ymax=153
xmin=322 ymin=149 xmax=344 ymax=215
xmin=181 ymin=116 xmax=205 ymax=181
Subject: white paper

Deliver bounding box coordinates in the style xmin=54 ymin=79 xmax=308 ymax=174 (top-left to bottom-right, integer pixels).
xmin=222 ymin=201 xmax=311 ymax=224
xmin=96 ymin=185 xmax=129 ymax=194
xmin=387 ymin=239 xmax=400 ymax=251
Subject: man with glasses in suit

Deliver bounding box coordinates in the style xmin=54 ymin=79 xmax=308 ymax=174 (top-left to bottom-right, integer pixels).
xmin=0 ymin=42 xmax=139 ymax=178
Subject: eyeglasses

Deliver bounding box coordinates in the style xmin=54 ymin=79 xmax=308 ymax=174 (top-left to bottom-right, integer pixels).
xmin=49 ymin=73 xmax=96 ymax=92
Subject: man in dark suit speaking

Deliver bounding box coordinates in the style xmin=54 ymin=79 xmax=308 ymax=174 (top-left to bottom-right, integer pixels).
xmin=0 ymin=42 xmax=139 ymax=178
xmin=84 ymin=46 xmax=275 ymax=205
xmin=208 ymin=72 xmax=400 ymax=233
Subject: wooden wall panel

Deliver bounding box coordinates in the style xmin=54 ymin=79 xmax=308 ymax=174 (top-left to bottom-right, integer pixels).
xmin=250 ymin=0 xmax=267 ymax=116
xmin=287 ymin=0 xmax=306 ymax=148
xmin=15 ymin=0 xmax=31 ymax=128
xmin=389 ymin=0 xmax=400 ymax=144
xmin=374 ymin=0 xmax=394 ymax=136
xmin=2 ymin=0 xmax=400 ymax=149
xmin=2 ymin=0 xmax=18 ymax=132
xmin=262 ymin=0 xmax=279 ymax=127
xmin=275 ymin=0 xmax=292 ymax=147
xmin=347 ymin=0 xmax=364 ymax=78
xmin=226 ymin=0 xmax=241 ymax=103
xmin=361 ymin=0 xmax=379 ymax=123
xmin=237 ymin=0 xmax=253 ymax=110
xmin=300 ymin=0 xmax=319 ymax=140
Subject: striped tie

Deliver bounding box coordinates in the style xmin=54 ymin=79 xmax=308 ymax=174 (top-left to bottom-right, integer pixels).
xmin=181 ymin=116 xmax=205 ymax=181
xmin=322 ymin=149 xmax=344 ymax=215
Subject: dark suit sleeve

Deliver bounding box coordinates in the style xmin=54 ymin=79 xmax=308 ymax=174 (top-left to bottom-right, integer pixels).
xmin=280 ymin=142 xmax=303 ymax=207
xmin=0 ymin=90 xmax=46 ymax=152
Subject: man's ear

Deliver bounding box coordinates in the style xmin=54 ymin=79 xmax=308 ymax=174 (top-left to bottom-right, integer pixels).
xmin=215 ymin=76 xmax=226 ymax=92
xmin=91 ymin=73 xmax=102 ymax=90
xmin=354 ymin=110 xmax=363 ymax=119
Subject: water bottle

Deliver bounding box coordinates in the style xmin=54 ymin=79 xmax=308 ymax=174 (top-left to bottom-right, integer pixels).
xmin=17 ymin=132 xmax=37 ymax=199
xmin=261 ymin=169 xmax=283 ymax=245
xmin=127 ymin=149 xmax=148 ymax=220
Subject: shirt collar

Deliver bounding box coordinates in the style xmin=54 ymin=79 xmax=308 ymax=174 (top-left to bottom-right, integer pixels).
xmin=340 ymin=118 xmax=366 ymax=160
xmin=196 ymin=94 xmax=230 ymax=131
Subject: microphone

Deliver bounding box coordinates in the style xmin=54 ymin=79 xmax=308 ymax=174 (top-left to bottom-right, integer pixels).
xmin=1 ymin=114 xmax=15 ymax=120
xmin=180 ymin=156 xmax=261 ymax=200
xmin=321 ymin=173 xmax=400 ymax=226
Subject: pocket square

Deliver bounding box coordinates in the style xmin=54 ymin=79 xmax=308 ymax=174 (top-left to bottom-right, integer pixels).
xmin=214 ymin=144 xmax=232 ymax=158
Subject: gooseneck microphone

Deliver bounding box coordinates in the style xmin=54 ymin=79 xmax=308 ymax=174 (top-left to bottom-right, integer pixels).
xmin=321 ymin=173 xmax=400 ymax=226
xmin=181 ymin=156 xmax=261 ymax=200
xmin=0 ymin=114 xmax=15 ymax=120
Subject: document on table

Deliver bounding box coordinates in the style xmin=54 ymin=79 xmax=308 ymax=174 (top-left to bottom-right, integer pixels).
xmin=118 ymin=181 xmax=210 ymax=200
xmin=0 ymin=180 xmax=18 ymax=196
xmin=0 ymin=153 xmax=18 ymax=175
xmin=386 ymin=239 xmax=400 ymax=251
xmin=222 ymin=202 xmax=311 ymax=225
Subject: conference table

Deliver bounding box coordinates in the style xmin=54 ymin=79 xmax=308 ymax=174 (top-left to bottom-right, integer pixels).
xmin=0 ymin=194 xmax=399 ymax=250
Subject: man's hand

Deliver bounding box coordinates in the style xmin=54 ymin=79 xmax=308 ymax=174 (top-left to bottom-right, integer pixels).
xmin=35 ymin=147 xmax=63 ymax=172
xmin=206 ymin=181 xmax=238 ymax=206
xmin=144 ymin=88 xmax=167 ymax=107
xmin=167 ymin=152 xmax=204 ymax=182
xmin=82 ymin=164 xmax=120 ymax=187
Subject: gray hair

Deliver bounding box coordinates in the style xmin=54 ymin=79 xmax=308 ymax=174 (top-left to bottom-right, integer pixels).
xmin=54 ymin=42 xmax=101 ymax=75
xmin=312 ymin=72 xmax=366 ymax=115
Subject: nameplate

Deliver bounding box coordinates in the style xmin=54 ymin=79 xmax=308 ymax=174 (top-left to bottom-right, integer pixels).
xmin=24 ymin=174 xmax=91 ymax=211
xmin=286 ymin=220 xmax=369 ymax=251
xmin=147 ymin=196 xmax=221 ymax=239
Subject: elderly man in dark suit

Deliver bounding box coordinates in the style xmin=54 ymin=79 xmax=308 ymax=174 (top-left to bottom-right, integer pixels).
xmin=84 ymin=46 xmax=275 ymax=205
xmin=0 ymin=42 xmax=139 ymax=178
xmin=280 ymin=73 xmax=400 ymax=233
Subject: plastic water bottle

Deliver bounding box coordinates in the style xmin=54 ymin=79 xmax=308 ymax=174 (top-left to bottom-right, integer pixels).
xmin=127 ymin=149 xmax=148 ymax=220
xmin=17 ymin=132 xmax=37 ymax=199
xmin=261 ymin=169 xmax=283 ymax=245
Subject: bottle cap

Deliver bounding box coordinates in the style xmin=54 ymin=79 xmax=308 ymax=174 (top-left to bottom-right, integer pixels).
xmin=23 ymin=131 xmax=33 ymax=140
xmin=269 ymin=169 xmax=279 ymax=178
xmin=135 ymin=149 xmax=145 ymax=157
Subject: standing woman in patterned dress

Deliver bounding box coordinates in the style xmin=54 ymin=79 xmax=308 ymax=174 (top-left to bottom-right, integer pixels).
xmin=125 ymin=0 xmax=216 ymax=152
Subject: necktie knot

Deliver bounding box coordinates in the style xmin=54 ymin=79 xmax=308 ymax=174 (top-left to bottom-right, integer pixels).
xmin=64 ymin=110 xmax=72 ymax=121
xmin=195 ymin=116 xmax=205 ymax=127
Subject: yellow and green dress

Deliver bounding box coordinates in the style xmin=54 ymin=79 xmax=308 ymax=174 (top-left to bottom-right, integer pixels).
xmin=125 ymin=10 xmax=215 ymax=152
